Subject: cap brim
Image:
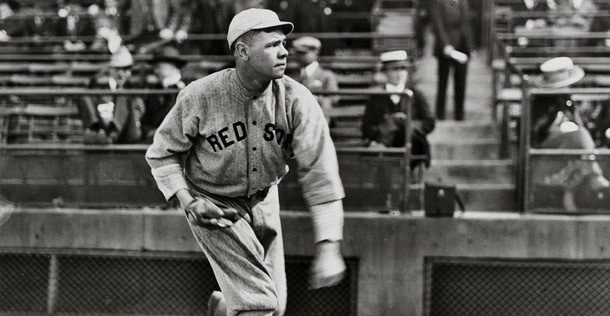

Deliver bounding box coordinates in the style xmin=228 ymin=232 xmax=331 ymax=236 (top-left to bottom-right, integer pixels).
xmin=532 ymin=66 xmax=585 ymax=89
xmin=252 ymin=21 xmax=294 ymax=35
xmin=382 ymin=60 xmax=409 ymax=69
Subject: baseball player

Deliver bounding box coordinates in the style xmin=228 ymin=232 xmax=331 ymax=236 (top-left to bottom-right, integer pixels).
xmin=145 ymin=8 xmax=346 ymax=316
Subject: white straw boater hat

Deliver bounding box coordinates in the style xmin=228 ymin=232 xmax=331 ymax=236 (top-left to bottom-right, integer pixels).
xmin=379 ymin=50 xmax=408 ymax=69
xmin=227 ymin=8 xmax=294 ymax=49
xmin=532 ymin=57 xmax=585 ymax=88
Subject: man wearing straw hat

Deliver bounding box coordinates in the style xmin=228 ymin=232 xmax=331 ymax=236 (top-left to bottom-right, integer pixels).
xmin=361 ymin=50 xmax=435 ymax=168
xmin=530 ymin=56 xmax=610 ymax=211
xmin=146 ymin=8 xmax=346 ymax=316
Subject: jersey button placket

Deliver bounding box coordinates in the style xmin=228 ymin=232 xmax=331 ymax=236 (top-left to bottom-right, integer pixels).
xmin=248 ymin=97 xmax=260 ymax=194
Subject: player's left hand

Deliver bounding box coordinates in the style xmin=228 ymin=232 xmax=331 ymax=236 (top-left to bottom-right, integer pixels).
xmin=309 ymin=241 xmax=346 ymax=289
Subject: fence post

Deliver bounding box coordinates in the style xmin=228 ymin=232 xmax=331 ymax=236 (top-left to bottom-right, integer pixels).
xmin=402 ymin=89 xmax=414 ymax=213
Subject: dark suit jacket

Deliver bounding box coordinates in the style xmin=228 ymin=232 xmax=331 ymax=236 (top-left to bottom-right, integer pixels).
xmin=141 ymin=79 xmax=184 ymax=142
xmin=428 ymin=0 xmax=474 ymax=58
xmin=79 ymin=78 xmax=145 ymax=143
xmin=361 ymin=86 xmax=436 ymax=166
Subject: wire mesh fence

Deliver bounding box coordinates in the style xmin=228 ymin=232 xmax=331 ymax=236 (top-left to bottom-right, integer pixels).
xmin=425 ymin=256 xmax=610 ymax=316
xmin=0 ymin=251 xmax=357 ymax=316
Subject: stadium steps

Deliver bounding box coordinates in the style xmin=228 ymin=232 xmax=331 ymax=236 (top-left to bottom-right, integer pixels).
xmin=424 ymin=116 xmax=517 ymax=211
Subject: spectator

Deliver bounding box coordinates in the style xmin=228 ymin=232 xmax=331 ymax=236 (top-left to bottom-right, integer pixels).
xmin=290 ymin=36 xmax=339 ymax=125
xmin=189 ymin=0 xmax=236 ymax=55
xmin=121 ymin=0 xmax=194 ymax=53
xmin=56 ymin=2 xmax=97 ymax=52
xmin=79 ymin=46 xmax=145 ymax=144
xmin=269 ymin=0 xmax=336 ymax=53
xmin=89 ymin=0 xmax=124 ymax=53
xmin=145 ymin=8 xmax=346 ymax=316
xmin=0 ymin=0 xmax=24 ymax=41
xmin=361 ymin=50 xmax=436 ymax=169
xmin=530 ymin=57 xmax=610 ymax=211
xmin=587 ymin=2 xmax=610 ymax=48
xmin=514 ymin=0 xmax=552 ymax=31
xmin=414 ymin=0 xmax=430 ymax=58
xmin=428 ymin=0 xmax=474 ymax=121
xmin=141 ymin=45 xmax=186 ymax=142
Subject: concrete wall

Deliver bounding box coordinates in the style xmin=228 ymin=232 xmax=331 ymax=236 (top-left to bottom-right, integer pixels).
xmin=3 ymin=209 xmax=610 ymax=316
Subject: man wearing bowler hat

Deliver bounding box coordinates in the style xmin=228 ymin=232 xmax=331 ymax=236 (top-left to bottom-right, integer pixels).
xmin=290 ymin=36 xmax=339 ymax=125
xmin=145 ymin=8 xmax=346 ymax=316
xmin=530 ymin=56 xmax=610 ymax=211
xmin=141 ymin=45 xmax=187 ymax=142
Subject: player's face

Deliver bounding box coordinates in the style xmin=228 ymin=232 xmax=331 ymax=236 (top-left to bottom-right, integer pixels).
xmin=247 ymin=29 xmax=289 ymax=80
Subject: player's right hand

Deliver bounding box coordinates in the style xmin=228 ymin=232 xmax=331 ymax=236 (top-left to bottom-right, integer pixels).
xmin=184 ymin=197 xmax=239 ymax=228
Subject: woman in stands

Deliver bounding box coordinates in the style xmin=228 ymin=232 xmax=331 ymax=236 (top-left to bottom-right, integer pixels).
xmin=530 ymin=57 xmax=610 ymax=211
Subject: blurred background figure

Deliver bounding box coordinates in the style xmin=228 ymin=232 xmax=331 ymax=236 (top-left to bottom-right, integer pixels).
xmin=190 ymin=0 xmax=236 ymax=55
xmin=361 ymin=50 xmax=435 ymax=168
xmin=89 ymin=0 xmax=124 ymax=53
xmin=141 ymin=45 xmax=186 ymax=142
xmin=121 ymin=0 xmax=194 ymax=53
xmin=428 ymin=0 xmax=474 ymax=121
xmin=414 ymin=0 xmax=429 ymax=59
xmin=0 ymin=0 xmax=22 ymax=41
xmin=290 ymin=36 xmax=339 ymax=125
xmin=55 ymin=1 xmax=97 ymax=52
xmin=79 ymin=46 xmax=145 ymax=144
xmin=269 ymin=0 xmax=336 ymax=54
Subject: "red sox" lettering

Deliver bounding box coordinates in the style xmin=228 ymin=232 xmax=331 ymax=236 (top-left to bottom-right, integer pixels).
xmin=206 ymin=122 xmax=292 ymax=152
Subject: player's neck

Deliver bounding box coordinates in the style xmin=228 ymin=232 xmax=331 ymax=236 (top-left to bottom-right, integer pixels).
xmin=236 ymin=67 xmax=271 ymax=93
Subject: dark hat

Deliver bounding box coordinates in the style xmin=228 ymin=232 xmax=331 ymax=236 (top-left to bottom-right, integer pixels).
xmin=532 ymin=57 xmax=585 ymax=89
xmin=292 ymin=36 xmax=322 ymax=53
xmin=150 ymin=46 xmax=187 ymax=68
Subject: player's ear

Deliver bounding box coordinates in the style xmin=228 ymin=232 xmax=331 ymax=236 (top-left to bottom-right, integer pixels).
xmin=234 ymin=42 xmax=249 ymax=61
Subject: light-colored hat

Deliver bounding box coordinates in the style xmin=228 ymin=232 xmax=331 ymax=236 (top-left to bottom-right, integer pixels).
xmin=532 ymin=57 xmax=584 ymax=88
xmin=292 ymin=36 xmax=321 ymax=52
xmin=227 ymin=8 xmax=294 ymax=49
xmin=109 ymin=45 xmax=133 ymax=68
xmin=380 ymin=50 xmax=408 ymax=68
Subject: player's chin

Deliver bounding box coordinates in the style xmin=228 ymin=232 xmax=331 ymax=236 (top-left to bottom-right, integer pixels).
xmin=271 ymin=69 xmax=286 ymax=79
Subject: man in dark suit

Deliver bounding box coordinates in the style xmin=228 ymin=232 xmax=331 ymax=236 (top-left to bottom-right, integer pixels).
xmin=141 ymin=45 xmax=186 ymax=142
xmin=428 ymin=0 xmax=474 ymax=121
xmin=290 ymin=36 xmax=339 ymax=125
xmin=361 ymin=50 xmax=436 ymax=168
xmin=79 ymin=46 xmax=145 ymax=144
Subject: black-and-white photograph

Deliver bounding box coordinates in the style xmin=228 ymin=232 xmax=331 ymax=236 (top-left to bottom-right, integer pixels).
xmin=2 ymin=0 xmax=610 ymax=315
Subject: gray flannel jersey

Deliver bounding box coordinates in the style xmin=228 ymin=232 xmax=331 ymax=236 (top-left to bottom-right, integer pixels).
xmin=145 ymin=68 xmax=345 ymax=207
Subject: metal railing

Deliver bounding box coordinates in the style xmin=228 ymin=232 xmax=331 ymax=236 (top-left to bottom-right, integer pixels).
xmin=519 ymin=87 xmax=610 ymax=213
xmin=0 ymin=88 xmax=423 ymax=212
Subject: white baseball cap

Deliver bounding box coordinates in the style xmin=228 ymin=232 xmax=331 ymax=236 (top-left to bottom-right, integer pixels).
xmin=227 ymin=8 xmax=294 ymax=49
